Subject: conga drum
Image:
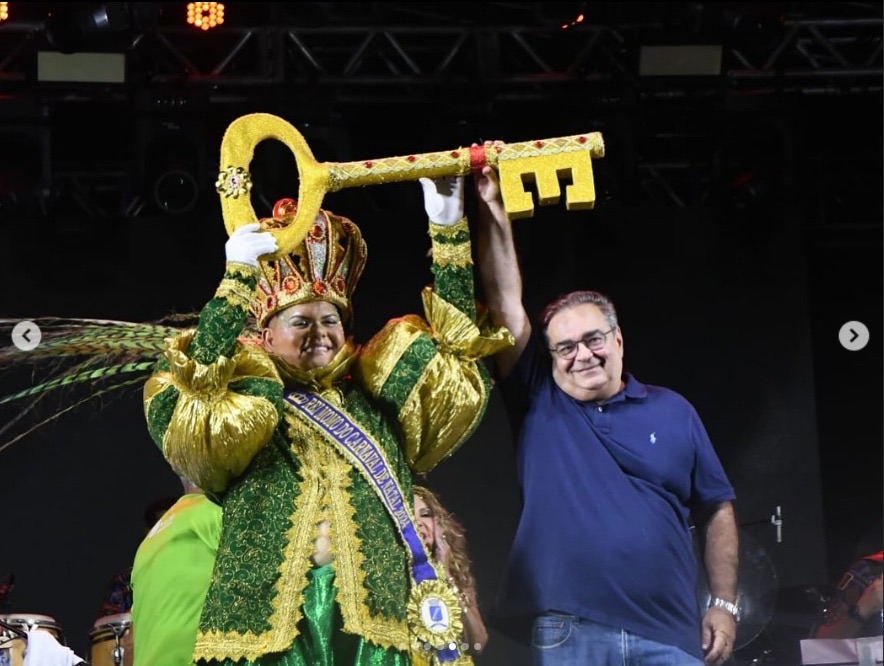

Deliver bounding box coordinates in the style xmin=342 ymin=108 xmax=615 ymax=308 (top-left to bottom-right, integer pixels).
xmin=0 ymin=613 xmax=66 ymax=666
xmin=89 ymin=613 xmax=133 ymax=666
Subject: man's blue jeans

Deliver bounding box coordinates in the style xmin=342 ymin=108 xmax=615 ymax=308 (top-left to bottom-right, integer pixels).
xmin=530 ymin=613 xmax=704 ymax=666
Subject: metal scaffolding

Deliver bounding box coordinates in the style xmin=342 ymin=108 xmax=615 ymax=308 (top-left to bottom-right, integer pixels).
xmin=0 ymin=2 xmax=880 ymax=228
xmin=1 ymin=7 xmax=881 ymax=95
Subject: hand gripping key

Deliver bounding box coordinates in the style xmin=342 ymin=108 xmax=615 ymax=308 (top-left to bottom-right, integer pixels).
xmin=216 ymin=113 xmax=605 ymax=258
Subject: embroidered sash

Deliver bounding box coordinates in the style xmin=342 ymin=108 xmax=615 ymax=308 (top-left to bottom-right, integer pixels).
xmin=285 ymin=390 xmax=463 ymax=661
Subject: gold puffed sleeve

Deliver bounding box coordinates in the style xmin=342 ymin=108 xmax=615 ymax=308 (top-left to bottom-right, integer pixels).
xmin=357 ymin=288 xmax=513 ymax=473
xmin=143 ymin=331 xmax=284 ymax=493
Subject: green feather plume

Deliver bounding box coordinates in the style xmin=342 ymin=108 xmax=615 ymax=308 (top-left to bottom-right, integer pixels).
xmin=0 ymin=315 xmax=197 ymax=448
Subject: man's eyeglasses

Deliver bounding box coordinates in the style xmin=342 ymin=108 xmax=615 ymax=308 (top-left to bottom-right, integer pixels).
xmin=549 ymin=327 xmax=617 ymax=360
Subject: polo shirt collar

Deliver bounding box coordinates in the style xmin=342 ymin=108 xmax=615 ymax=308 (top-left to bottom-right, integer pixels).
xmin=603 ymin=372 xmax=647 ymax=405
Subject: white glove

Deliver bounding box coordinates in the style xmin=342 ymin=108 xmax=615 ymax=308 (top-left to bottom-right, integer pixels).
xmin=23 ymin=628 xmax=85 ymax=666
xmin=225 ymin=222 xmax=279 ymax=266
xmin=419 ymin=176 xmax=464 ymax=226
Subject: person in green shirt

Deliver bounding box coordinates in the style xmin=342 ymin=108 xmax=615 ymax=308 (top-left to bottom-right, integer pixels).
xmin=130 ymin=477 xmax=222 ymax=666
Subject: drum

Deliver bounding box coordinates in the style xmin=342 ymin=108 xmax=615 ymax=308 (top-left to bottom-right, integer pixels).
xmin=0 ymin=613 xmax=65 ymax=666
xmin=89 ymin=613 xmax=133 ymax=666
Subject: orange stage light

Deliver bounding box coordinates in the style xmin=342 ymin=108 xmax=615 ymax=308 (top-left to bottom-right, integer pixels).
xmin=0 ymin=3 xmax=9 ymax=23
xmin=186 ymin=2 xmax=225 ymax=31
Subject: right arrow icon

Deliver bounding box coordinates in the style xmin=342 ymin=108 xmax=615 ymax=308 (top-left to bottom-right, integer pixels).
xmin=839 ymin=321 xmax=869 ymax=351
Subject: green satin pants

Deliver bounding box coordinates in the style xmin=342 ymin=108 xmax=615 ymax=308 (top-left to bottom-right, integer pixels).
xmin=208 ymin=564 xmax=411 ymax=666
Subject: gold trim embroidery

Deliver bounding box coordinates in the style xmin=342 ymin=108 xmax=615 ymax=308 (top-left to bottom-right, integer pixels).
xmin=192 ymin=412 xmax=323 ymax=661
xmin=326 ymin=446 xmax=409 ymax=650
xmin=429 ymin=241 xmax=473 ymax=268
xmin=263 ymin=413 xmax=326 ymax=649
xmin=428 ymin=218 xmax=468 ymax=241
xmin=225 ymin=261 xmax=260 ymax=280
xmin=290 ymin=394 xmax=411 ymax=650
xmin=214 ymin=277 xmax=256 ymax=310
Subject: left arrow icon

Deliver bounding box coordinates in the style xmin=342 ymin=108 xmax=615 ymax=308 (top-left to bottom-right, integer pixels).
xmin=11 ymin=320 xmax=42 ymax=351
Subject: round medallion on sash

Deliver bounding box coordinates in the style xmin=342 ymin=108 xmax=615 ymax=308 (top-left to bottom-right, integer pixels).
xmin=406 ymin=579 xmax=463 ymax=650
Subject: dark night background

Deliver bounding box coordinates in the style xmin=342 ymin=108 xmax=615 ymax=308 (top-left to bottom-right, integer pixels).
xmin=0 ymin=3 xmax=881 ymax=664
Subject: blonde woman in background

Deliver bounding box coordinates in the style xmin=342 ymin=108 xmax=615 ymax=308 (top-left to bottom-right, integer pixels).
xmin=414 ymin=485 xmax=489 ymax=659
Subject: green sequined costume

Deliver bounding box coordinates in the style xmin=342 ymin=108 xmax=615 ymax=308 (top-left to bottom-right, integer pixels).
xmin=143 ymin=218 xmax=511 ymax=665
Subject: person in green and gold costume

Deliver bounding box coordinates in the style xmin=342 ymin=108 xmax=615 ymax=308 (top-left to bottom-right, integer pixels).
xmin=142 ymin=172 xmax=512 ymax=666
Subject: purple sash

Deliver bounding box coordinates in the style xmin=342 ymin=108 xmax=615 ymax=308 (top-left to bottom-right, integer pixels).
xmin=285 ymin=390 xmax=462 ymax=661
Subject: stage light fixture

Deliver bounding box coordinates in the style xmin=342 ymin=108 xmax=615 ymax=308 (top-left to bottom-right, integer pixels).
xmin=140 ymin=123 xmax=205 ymax=216
xmin=152 ymin=168 xmax=199 ymax=215
xmin=186 ymin=2 xmax=224 ymax=31
xmin=724 ymin=7 xmax=785 ymax=58
xmin=0 ymin=3 xmax=9 ymax=24
xmin=44 ymin=2 xmax=161 ymax=54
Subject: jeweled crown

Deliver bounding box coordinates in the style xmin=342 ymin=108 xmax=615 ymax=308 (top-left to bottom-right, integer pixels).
xmin=253 ymin=198 xmax=367 ymax=327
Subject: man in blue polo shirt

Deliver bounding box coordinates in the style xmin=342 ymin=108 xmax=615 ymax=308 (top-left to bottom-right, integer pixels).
xmin=473 ymin=156 xmax=739 ymax=665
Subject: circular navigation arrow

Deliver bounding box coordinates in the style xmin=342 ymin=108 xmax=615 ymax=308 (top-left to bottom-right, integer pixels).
xmin=838 ymin=321 xmax=869 ymax=351
xmin=11 ymin=320 xmax=43 ymax=351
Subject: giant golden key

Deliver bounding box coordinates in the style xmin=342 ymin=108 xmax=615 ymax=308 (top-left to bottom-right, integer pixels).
xmin=216 ymin=113 xmax=605 ymax=257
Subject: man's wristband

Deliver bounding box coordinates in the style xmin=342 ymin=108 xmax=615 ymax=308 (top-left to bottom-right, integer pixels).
xmin=709 ymin=597 xmax=741 ymax=622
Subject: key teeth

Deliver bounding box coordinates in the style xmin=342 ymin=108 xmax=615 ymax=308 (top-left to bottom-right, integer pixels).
xmin=218 ymin=113 xmax=604 ymax=236
xmin=566 ymin=198 xmax=596 ymax=211
xmin=498 ymin=146 xmax=601 ymax=219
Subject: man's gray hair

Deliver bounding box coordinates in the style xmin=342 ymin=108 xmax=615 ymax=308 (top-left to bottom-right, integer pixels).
xmin=538 ymin=290 xmax=619 ymax=342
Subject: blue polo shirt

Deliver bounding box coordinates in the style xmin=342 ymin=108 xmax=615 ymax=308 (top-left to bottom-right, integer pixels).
xmin=495 ymin=336 xmax=735 ymax=660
